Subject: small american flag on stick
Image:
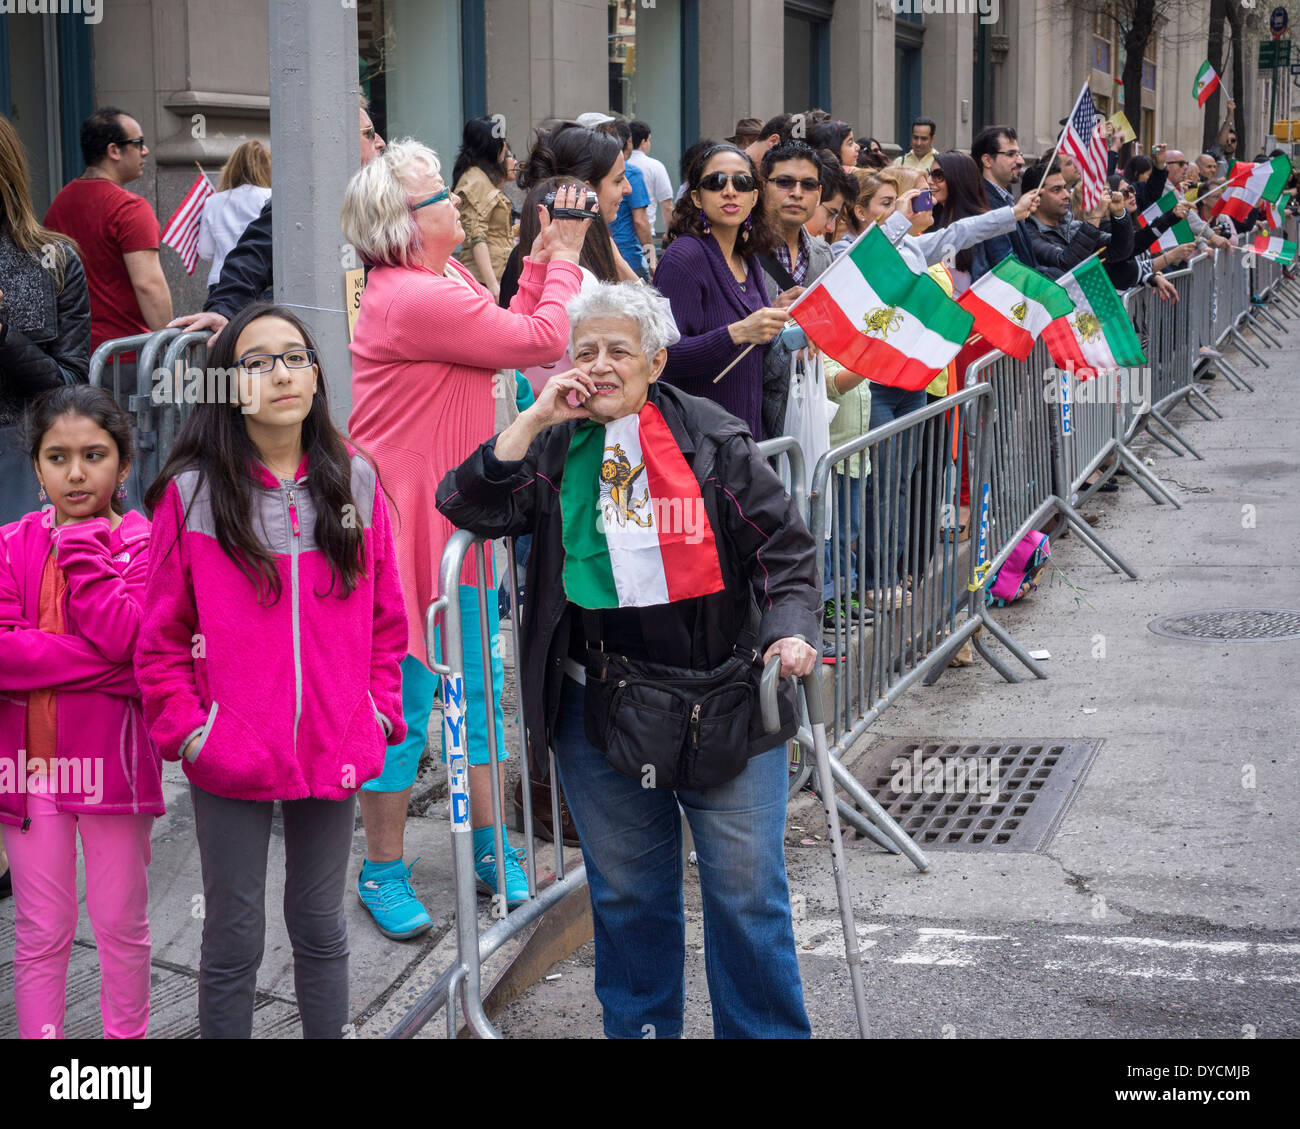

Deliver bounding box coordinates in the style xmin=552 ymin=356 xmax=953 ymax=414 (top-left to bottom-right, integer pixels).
xmin=1057 ymin=84 xmax=1109 ymax=213
xmin=161 ymin=170 xmax=215 ymax=274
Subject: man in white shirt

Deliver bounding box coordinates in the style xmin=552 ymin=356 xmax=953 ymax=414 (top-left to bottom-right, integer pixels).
xmin=627 ymin=120 xmax=675 ymax=238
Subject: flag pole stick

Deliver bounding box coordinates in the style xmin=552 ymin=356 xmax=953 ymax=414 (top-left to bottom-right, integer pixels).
xmin=713 ymin=342 xmax=756 ymax=383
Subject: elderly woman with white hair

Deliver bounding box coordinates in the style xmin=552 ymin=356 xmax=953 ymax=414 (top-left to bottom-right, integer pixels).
xmin=341 ymin=138 xmax=590 ymax=938
xmin=437 ymin=281 xmax=820 ymax=1039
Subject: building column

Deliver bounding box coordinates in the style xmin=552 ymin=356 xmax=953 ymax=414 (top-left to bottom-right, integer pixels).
xmin=485 ymin=0 xmax=607 ymax=142
xmin=696 ymin=0 xmax=784 ymax=143
xmin=830 ymin=0 xmax=895 ymax=146
xmin=919 ymin=9 xmax=975 ymax=153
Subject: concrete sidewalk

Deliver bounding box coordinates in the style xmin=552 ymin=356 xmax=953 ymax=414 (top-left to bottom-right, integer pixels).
xmin=2 ymin=302 xmax=1297 ymax=1039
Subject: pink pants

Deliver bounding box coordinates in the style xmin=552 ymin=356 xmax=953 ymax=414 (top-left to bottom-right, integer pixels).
xmin=1 ymin=791 xmax=153 ymax=1038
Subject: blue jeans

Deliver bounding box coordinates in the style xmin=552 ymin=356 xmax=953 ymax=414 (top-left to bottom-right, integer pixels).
xmin=553 ymin=676 xmax=810 ymax=1039
xmin=861 ymin=384 xmax=927 ymax=589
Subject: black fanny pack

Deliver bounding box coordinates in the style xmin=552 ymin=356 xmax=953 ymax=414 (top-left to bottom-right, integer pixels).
xmin=581 ymin=610 xmax=761 ymax=791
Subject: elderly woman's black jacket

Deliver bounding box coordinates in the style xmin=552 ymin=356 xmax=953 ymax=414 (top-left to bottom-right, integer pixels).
xmin=436 ymin=380 xmax=821 ymax=766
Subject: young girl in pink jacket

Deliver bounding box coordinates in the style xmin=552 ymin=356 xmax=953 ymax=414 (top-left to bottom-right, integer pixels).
xmin=0 ymin=385 xmax=160 ymax=1039
xmin=136 ymin=303 xmax=407 ymax=1039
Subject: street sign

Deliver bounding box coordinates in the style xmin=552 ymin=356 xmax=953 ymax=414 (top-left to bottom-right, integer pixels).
xmin=1260 ymin=38 xmax=1293 ymax=66
xmin=1272 ymin=6 xmax=1289 ymax=38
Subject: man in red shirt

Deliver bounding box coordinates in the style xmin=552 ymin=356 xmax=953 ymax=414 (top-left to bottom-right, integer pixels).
xmin=44 ymin=107 xmax=172 ymax=353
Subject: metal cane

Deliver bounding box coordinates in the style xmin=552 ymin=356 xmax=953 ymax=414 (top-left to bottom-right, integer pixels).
xmin=762 ymin=656 xmax=870 ymax=1037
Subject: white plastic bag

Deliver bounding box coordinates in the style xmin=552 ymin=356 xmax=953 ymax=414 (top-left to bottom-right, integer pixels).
xmin=782 ymin=351 xmax=837 ymax=536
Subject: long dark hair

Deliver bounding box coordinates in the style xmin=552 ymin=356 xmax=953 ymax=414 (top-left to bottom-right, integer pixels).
xmin=664 ymin=142 xmax=777 ymax=255
xmin=144 ymin=303 xmax=366 ymax=603
xmin=516 ymin=122 xmax=622 ymax=191
xmin=24 ymin=385 xmax=134 ymax=516
xmin=808 ymin=119 xmax=854 ymax=163
xmin=517 ymin=175 xmax=619 ymax=282
xmin=452 ymin=115 xmax=508 ymax=189
xmin=1123 ymin=155 xmax=1153 ymax=184
xmin=930 ymin=151 xmax=989 ymax=273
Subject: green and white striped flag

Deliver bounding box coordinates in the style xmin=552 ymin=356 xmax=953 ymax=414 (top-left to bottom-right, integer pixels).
xmin=1134 ymin=190 xmax=1178 ymax=230
xmin=1152 ymin=217 xmax=1196 ymax=253
xmin=1250 ymin=234 xmax=1298 ymax=264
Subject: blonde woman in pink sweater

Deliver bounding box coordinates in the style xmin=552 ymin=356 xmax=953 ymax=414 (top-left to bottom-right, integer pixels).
xmin=342 ymin=139 xmax=589 ymax=935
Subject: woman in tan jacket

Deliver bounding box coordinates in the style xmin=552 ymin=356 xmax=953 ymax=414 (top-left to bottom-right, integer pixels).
xmin=452 ymin=116 xmax=517 ymax=300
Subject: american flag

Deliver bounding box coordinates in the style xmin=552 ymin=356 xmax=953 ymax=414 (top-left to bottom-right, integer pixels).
xmin=1058 ymin=84 xmax=1108 ymax=213
xmin=161 ymin=171 xmax=216 ymax=274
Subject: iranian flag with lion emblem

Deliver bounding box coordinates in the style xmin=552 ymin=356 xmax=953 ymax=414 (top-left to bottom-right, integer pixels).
xmin=1040 ymin=256 xmax=1146 ymax=378
xmin=559 ymin=402 xmax=725 ymax=609
xmin=789 ymin=226 xmax=974 ymax=390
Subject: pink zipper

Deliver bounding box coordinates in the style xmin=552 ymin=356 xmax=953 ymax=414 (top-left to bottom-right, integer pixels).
xmin=287 ymin=486 xmax=301 ymax=537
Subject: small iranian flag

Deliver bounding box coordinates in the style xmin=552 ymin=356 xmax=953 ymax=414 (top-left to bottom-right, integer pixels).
xmin=1193 ymin=61 xmax=1220 ymax=108
xmin=1151 ymin=217 xmax=1196 ymax=253
xmin=1135 ymin=190 xmax=1179 ymax=230
xmin=790 ymin=226 xmax=974 ymax=390
xmin=1041 ymin=256 xmax=1146 ymax=379
xmin=957 ymin=255 xmax=1074 ymax=360
xmin=1250 ymin=234 xmax=1298 ymax=264
xmin=1212 ymin=156 xmax=1291 ymax=224
xmin=559 ymin=402 xmax=724 ymax=609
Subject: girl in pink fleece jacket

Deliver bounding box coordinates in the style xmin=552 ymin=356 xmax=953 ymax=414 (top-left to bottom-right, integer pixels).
xmin=136 ymin=303 xmax=408 ymax=1039
xmin=0 ymin=385 xmax=160 ymax=1039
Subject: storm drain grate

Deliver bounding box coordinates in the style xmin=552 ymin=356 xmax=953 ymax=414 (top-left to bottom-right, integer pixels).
xmin=849 ymin=738 xmax=1103 ymax=852
xmin=1148 ymin=608 xmax=1300 ymax=642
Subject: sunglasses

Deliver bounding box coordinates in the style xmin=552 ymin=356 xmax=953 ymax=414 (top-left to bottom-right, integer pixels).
xmin=698 ymin=172 xmax=757 ymax=193
xmin=410 ymin=187 xmax=450 ymax=210
xmin=118 ymin=137 xmax=146 ymax=149
xmin=768 ymin=175 xmax=821 ymax=193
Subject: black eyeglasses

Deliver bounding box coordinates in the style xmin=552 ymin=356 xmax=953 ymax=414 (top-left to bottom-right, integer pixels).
xmin=238 ymin=349 xmax=318 ymax=376
xmin=768 ymin=175 xmax=821 ymax=193
xmin=118 ymin=137 xmax=146 ymax=149
xmin=698 ymin=172 xmax=757 ymax=193
xmin=995 ymin=149 xmax=1022 ymax=159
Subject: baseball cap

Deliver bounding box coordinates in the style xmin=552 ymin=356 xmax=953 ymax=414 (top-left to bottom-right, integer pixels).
xmin=575 ymin=112 xmax=616 ymax=130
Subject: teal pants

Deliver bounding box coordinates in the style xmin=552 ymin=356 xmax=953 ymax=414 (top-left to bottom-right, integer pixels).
xmin=362 ymin=584 xmax=508 ymax=792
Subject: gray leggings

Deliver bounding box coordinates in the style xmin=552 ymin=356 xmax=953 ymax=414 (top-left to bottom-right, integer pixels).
xmin=191 ymin=785 xmax=356 ymax=1039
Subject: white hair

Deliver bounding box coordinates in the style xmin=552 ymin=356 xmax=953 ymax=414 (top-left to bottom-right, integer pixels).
xmin=566 ymin=281 xmax=682 ymax=356
xmin=340 ymin=137 xmax=442 ymax=268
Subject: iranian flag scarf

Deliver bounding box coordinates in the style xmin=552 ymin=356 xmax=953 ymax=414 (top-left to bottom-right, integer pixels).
xmin=560 ymin=401 xmax=725 ymax=608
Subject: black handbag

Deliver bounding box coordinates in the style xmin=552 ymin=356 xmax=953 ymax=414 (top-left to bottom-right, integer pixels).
xmin=580 ymin=609 xmax=762 ymax=791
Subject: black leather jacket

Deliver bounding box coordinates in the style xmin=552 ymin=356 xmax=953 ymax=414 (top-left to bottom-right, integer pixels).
xmin=0 ymin=234 xmax=90 ymax=425
xmin=436 ymin=381 xmax=820 ymax=763
xmin=204 ymin=198 xmax=273 ymax=317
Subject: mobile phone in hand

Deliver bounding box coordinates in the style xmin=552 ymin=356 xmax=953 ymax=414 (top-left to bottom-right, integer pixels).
xmin=913 ymin=190 xmax=934 ymax=212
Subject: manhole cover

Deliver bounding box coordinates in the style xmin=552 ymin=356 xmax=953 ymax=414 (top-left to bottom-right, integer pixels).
xmin=849 ymin=739 xmax=1102 ymax=852
xmin=1148 ymin=608 xmax=1300 ymax=642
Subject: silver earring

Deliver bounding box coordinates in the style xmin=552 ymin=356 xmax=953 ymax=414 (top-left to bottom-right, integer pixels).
xmin=115 ymin=482 xmax=128 ymax=502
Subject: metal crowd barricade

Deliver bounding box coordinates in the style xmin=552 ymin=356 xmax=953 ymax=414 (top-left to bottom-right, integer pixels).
xmin=90 ymin=327 xmax=217 ymax=489
xmin=1049 ymin=301 xmax=1182 ymax=512
xmin=90 ymin=328 xmax=181 ymax=503
xmin=390 ymin=530 xmax=588 ymax=1040
xmin=155 ymin=329 xmax=213 ymax=470
xmin=802 ymin=383 xmax=1054 ymax=872
xmin=1118 ymin=274 xmax=1212 ymax=466
xmin=756 ymin=434 xmax=808 ymax=524
xmin=965 ymin=342 xmax=1138 ymax=581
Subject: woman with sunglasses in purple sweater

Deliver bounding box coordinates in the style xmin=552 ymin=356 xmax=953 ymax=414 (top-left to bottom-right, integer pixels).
xmin=653 ymin=144 xmax=789 ymax=438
